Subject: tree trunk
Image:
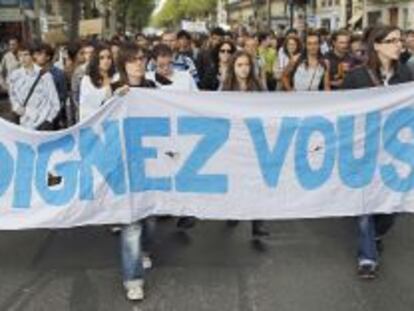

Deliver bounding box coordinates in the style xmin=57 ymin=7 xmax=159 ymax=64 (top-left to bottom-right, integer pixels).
xmin=69 ymin=0 xmax=81 ymax=42
xmin=121 ymin=0 xmax=131 ymax=34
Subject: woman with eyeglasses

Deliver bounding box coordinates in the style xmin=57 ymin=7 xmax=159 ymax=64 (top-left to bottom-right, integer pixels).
xmin=221 ymin=51 xmax=269 ymax=237
xmin=111 ymin=43 xmax=157 ymax=302
xmin=79 ymin=44 xmax=117 ymax=121
xmin=343 ymin=25 xmax=413 ymax=279
xmin=199 ymin=40 xmax=236 ymax=90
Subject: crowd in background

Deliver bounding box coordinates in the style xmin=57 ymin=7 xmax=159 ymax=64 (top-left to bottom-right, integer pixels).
xmin=0 ymin=24 xmax=414 ymax=301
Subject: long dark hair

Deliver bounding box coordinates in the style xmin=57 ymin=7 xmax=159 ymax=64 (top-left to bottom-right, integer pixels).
xmin=87 ymin=44 xmax=115 ymax=88
xmin=212 ymin=40 xmax=237 ymax=67
xmin=221 ymin=51 xmax=263 ymax=91
xmin=297 ymin=32 xmax=326 ymax=68
xmin=117 ymin=42 xmax=148 ymax=85
xmin=366 ymin=25 xmax=401 ymax=76
xmin=283 ymin=35 xmax=302 ymax=58
xmin=286 ymin=32 xmax=326 ymax=89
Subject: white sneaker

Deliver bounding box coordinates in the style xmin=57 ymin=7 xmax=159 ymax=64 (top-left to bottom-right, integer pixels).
xmin=124 ymin=280 xmax=144 ymax=301
xmin=110 ymin=226 xmax=122 ymax=234
xmin=143 ymin=255 xmax=152 ymax=270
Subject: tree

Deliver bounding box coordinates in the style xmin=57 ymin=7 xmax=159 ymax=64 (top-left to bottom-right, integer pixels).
xmin=68 ymin=0 xmax=82 ymax=42
xmin=111 ymin=0 xmax=155 ymax=32
xmin=152 ymin=0 xmax=217 ymax=28
xmin=127 ymin=0 xmax=156 ymax=31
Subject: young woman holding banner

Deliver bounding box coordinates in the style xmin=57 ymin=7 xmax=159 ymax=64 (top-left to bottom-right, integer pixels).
xmin=113 ymin=43 xmax=157 ymax=301
xmin=221 ymin=51 xmax=269 ymax=238
xmin=343 ymin=25 xmax=413 ymax=279
xmin=79 ymin=44 xmax=118 ymax=121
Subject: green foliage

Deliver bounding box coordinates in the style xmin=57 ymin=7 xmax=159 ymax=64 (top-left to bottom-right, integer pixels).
xmin=112 ymin=0 xmax=156 ymax=31
xmin=152 ymin=0 xmax=217 ymax=27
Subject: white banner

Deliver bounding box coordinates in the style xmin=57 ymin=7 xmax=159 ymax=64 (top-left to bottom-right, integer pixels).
xmin=2 ymin=83 xmax=414 ymax=229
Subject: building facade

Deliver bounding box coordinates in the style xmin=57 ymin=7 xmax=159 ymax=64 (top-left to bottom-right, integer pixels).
xmin=0 ymin=0 xmax=39 ymax=43
xmin=226 ymin=0 xmax=414 ymax=33
xmin=36 ymin=0 xmax=119 ymax=43
xmin=226 ymin=0 xmax=291 ymax=33
xmin=314 ymin=0 xmax=414 ymax=31
xmin=365 ymin=0 xmax=414 ymax=30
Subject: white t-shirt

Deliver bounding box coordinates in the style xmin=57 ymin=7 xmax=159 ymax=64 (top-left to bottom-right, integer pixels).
xmin=79 ymin=74 xmax=119 ymax=121
xmin=293 ymin=63 xmax=325 ymax=91
xmin=146 ymin=70 xmax=198 ymax=91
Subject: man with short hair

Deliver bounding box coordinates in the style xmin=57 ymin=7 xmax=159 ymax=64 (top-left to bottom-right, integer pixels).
xmin=401 ymin=30 xmax=414 ymax=77
xmin=71 ymin=41 xmax=95 ymax=111
xmin=196 ymin=27 xmax=225 ymax=83
xmin=147 ymin=31 xmax=199 ymax=84
xmin=147 ymin=43 xmax=198 ymax=91
xmin=325 ymin=29 xmax=353 ymax=90
xmin=135 ymin=33 xmax=149 ymax=49
xmin=32 ymin=42 xmax=67 ymax=105
xmin=8 ymin=43 xmax=60 ymax=130
xmin=245 ymin=36 xmax=267 ymax=89
xmin=177 ymin=30 xmax=195 ymax=60
xmin=32 ymin=41 xmax=68 ymax=129
xmin=0 ymin=37 xmax=20 ymax=92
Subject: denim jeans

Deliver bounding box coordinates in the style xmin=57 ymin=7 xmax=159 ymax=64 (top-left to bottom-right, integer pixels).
xmin=358 ymin=214 xmax=395 ymax=265
xmin=121 ymin=218 xmax=156 ymax=282
xmin=121 ymin=222 xmax=144 ymax=282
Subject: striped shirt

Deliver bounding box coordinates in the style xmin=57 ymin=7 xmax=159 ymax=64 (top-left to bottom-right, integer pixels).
xmin=147 ymin=53 xmax=199 ymax=83
xmin=8 ymin=66 xmax=60 ymax=129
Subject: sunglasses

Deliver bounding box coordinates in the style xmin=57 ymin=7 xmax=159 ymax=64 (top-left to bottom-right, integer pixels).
xmin=220 ymin=49 xmax=233 ymax=54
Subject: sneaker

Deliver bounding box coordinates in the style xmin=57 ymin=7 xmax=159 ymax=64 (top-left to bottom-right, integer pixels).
xmin=358 ymin=264 xmax=378 ymax=280
xmin=143 ymin=255 xmax=152 ymax=270
xmin=110 ymin=226 xmax=122 ymax=234
xmin=124 ymin=280 xmax=144 ymax=301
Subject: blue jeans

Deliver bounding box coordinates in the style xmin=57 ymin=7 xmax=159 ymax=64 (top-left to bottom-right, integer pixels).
xmin=121 ymin=219 xmax=155 ymax=282
xmin=358 ymin=214 xmax=395 ymax=265
xmin=121 ymin=222 xmax=144 ymax=282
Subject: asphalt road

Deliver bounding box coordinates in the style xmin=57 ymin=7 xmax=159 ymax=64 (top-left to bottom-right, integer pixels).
xmin=0 ymin=216 xmax=413 ymax=311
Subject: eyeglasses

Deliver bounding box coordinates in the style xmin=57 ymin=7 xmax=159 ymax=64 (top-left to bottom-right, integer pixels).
xmin=220 ymin=49 xmax=233 ymax=54
xmin=380 ymin=38 xmax=403 ymax=45
xmin=128 ymin=56 xmax=146 ymax=62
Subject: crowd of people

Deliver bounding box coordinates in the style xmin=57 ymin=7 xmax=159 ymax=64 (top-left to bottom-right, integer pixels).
xmin=0 ymin=24 xmax=414 ymax=302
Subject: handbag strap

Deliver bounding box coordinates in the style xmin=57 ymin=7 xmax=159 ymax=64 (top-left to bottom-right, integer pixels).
xmin=366 ymin=68 xmax=382 ymax=87
xmin=23 ymin=69 xmax=46 ymax=108
xmin=307 ymin=66 xmax=319 ymax=91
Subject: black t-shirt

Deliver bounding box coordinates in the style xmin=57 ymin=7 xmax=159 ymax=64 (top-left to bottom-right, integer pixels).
xmin=112 ymin=79 xmax=157 ymax=91
xmin=342 ymin=64 xmax=413 ymax=90
xmin=325 ymin=51 xmax=353 ymax=89
xmin=130 ymin=79 xmax=157 ymax=88
xmin=400 ymin=50 xmax=413 ymax=64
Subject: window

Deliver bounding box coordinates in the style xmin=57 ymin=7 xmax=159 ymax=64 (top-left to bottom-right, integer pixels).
xmin=367 ymin=11 xmax=382 ymax=26
xmin=403 ymin=8 xmax=409 ymax=30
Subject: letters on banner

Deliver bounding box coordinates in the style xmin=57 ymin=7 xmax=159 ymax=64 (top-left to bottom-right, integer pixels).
xmin=1 ymin=83 xmax=414 ymax=229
